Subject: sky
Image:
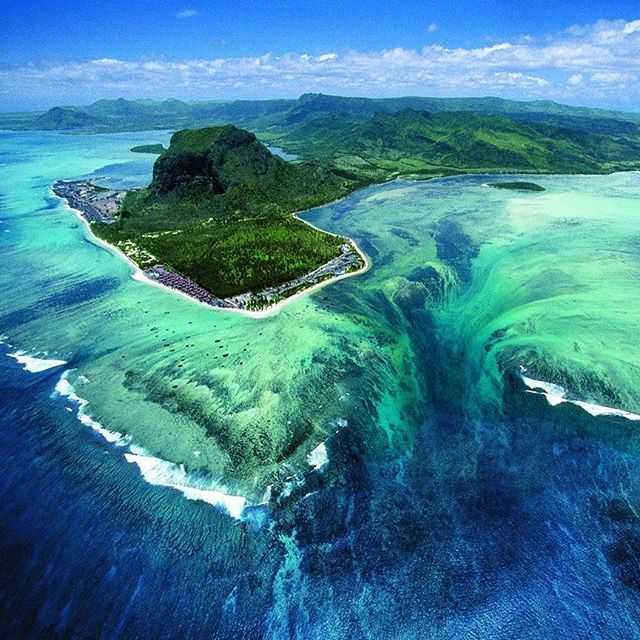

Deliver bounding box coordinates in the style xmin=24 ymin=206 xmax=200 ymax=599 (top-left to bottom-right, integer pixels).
xmin=1 ymin=0 xmax=640 ymax=111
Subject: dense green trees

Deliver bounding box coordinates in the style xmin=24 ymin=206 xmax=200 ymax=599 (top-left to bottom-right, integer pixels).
xmin=275 ymin=109 xmax=640 ymax=179
xmin=94 ymin=125 xmax=356 ymax=297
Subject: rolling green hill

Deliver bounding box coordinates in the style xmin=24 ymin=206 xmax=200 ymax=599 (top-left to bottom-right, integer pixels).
xmin=278 ymin=93 xmax=640 ymax=128
xmin=32 ymin=107 xmax=103 ymax=130
xmin=271 ymin=109 xmax=640 ymax=180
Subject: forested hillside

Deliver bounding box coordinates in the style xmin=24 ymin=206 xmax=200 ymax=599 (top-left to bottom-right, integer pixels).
xmin=94 ymin=125 xmax=363 ymax=297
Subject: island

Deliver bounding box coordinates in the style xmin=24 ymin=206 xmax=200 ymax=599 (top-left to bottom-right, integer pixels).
xmin=55 ymin=126 xmax=367 ymax=313
xmin=53 ymin=180 xmax=125 ymax=223
xmin=489 ymin=181 xmax=545 ymax=192
xmin=130 ymin=143 xmax=166 ymax=154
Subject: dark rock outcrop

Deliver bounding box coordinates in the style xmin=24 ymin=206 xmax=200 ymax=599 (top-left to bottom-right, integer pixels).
xmin=151 ymin=125 xmax=281 ymax=195
xmin=152 ymin=152 xmax=225 ymax=194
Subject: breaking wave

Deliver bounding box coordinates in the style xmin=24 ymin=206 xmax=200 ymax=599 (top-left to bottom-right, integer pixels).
xmin=8 ymin=350 xmax=67 ymax=373
xmin=520 ymin=366 xmax=640 ymax=422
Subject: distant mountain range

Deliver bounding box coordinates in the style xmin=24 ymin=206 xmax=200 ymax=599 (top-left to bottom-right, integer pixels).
xmin=276 ymin=108 xmax=640 ymax=178
xmin=5 ymin=93 xmax=639 ymax=180
xmin=3 ymin=93 xmax=640 ymax=134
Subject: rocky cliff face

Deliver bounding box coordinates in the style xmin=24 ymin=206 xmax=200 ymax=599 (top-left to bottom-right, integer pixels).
xmin=151 ymin=125 xmax=282 ymax=194
xmin=152 ymin=152 xmax=224 ymax=194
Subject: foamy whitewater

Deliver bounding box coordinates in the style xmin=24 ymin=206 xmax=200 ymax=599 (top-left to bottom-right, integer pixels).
xmin=520 ymin=367 xmax=640 ymax=421
xmin=307 ymin=442 xmax=329 ymax=471
xmin=124 ymin=449 xmax=247 ymax=520
xmin=49 ymin=367 xmax=249 ymax=519
xmin=52 ymin=371 xmax=127 ymax=445
xmin=8 ymin=351 xmax=67 ymax=373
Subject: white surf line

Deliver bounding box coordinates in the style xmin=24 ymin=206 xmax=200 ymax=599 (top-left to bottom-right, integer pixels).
xmin=304 ymin=417 xmax=349 ymax=473
xmin=51 ymin=369 xmax=250 ymax=519
xmin=53 ymin=370 xmax=128 ymax=445
xmin=52 ymin=185 xmax=369 ymax=321
xmin=519 ymin=366 xmax=640 ymax=421
xmin=7 ymin=350 xmax=67 ymax=373
xmin=2 ymin=334 xmax=67 ymax=374
xmin=124 ymin=447 xmax=247 ymax=520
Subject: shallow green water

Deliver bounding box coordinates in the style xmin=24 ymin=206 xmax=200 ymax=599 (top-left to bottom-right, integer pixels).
xmin=3 ymin=132 xmax=640 ymax=500
xmin=310 ymin=173 xmax=640 ymax=414
xmin=3 ymin=132 xmax=640 ymax=637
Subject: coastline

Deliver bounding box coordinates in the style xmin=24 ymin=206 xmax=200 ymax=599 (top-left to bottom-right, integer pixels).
xmin=53 ymin=165 xmax=636 ymax=320
xmin=51 ymin=185 xmax=370 ymax=320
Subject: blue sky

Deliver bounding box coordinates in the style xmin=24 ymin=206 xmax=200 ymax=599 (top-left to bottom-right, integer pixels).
xmin=2 ymin=1 xmax=640 ymax=111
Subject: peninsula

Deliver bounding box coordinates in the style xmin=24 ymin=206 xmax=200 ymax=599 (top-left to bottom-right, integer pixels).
xmin=55 ymin=126 xmax=367 ymax=312
xmin=53 ymin=180 xmax=125 ymax=223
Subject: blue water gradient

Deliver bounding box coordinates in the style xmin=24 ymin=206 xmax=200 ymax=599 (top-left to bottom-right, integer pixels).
xmin=1 ymin=132 xmax=640 ymax=638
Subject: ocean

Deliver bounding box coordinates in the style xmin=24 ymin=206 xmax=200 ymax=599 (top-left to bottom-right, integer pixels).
xmin=1 ymin=130 xmax=640 ymax=638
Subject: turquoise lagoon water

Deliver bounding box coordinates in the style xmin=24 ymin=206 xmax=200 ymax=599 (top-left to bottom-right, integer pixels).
xmin=1 ymin=131 xmax=640 ymax=638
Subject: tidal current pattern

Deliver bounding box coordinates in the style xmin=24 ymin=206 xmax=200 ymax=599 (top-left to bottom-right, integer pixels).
xmin=1 ymin=131 xmax=640 ymax=638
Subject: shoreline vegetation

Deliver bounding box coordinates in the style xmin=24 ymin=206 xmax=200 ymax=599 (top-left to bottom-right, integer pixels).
xmin=51 ymin=123 xmax=380 ymax=315
xmin=130 ymin=143 xmax=166 ymax=154
xmin=52 ymin=173 xmax=368 ymax=317
xmin=488 ymin=181 xmax=546 ymax=191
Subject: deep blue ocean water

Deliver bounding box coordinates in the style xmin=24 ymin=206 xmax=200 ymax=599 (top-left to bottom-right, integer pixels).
xmin=1 ymin=131 xmax=640 ymax=639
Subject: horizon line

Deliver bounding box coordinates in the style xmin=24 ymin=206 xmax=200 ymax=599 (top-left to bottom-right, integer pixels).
xmin=3 ymin=92 xmax=640 ymax=116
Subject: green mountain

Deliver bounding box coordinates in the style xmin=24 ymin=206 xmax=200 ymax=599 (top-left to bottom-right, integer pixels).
xmin=275 ymin=109 xmax=640 ymax=179
xmin=95 ymin=126 xmax=363 ymax=298
xmin=83 ymin=97 xmax=150 ymax=119
xmin=6 ymin=93 xmax=640 ymax=135
xmin=190 ymin=98 xmax=295 ymax=128
xmin=32 ymin=107 xmax=104 ymax=130
xmin=143 ymin=125 xmax=361 ymax=218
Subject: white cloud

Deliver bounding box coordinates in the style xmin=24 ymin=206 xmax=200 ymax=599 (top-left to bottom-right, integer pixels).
xmin=92 ymin=58 xmax=123 ymax=66
xmin=590 ymin=71 xmax=636 ymax=85
xmin=623 ymin=19 xmax=640 ymax=35
xmin=427 ymin=23 xmax=438 ymax=34
xmin=4 ymin=17 xmax=640 ymax=108
xmin=177 ymin=8 xmax=199 ymax=18
xmin=493 ymin=71 xmax=549 ymax=88
xmin=316 ymin=53 xmax=338 ymax=62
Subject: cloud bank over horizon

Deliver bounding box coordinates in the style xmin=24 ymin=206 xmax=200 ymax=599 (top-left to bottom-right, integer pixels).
xmin=2 ymin=17 xmax=640 ymax=111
